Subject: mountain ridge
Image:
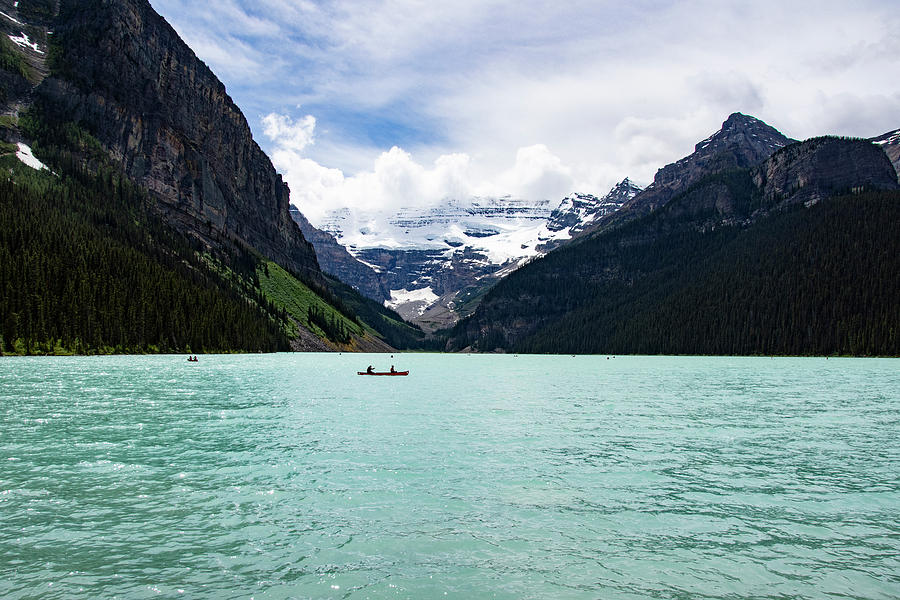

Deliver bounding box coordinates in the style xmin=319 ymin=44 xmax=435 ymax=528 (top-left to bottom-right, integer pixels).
xmin=292 ymin=179 xmax=642 ymax=329
xmin=586 ymin=113 xmax=797 ymax=234
xmin=443 ymin=127 xmax=900 ymax=355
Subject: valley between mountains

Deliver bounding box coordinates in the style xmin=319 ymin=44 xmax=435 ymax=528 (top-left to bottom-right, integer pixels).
xmin=1 ymin=0 xmax=898 ymax=356
xmin=291 ymin=179 xmax=642 ymax=331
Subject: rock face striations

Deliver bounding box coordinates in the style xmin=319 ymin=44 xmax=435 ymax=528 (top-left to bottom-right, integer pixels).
xmin=753 ymin=137 xmax=899 ymax=208
xmin=32 ymin=0 xmax=321 ymax=280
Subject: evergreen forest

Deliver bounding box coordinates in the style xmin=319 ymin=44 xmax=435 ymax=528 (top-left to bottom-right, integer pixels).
xmin=0 ymin=153 xmax=294 ymax=354
xmin=0 ymin=115 xmax=426 ymax=354
xmin=447 ymin=191 xmax=900 ymax=356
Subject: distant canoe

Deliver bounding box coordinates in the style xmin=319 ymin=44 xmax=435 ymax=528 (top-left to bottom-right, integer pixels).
xmin=357 ymin=371 xmax=409 ymax=376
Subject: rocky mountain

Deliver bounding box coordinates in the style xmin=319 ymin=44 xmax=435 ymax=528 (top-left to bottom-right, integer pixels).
xmin=295 ymin=180 xmax=641 ymax=329
xmin=540 ymin=179 xmax=641 ymax=251
xmin=547 ymin=180 xmax=641 ymax=233
xmin=298 ymin=112 xmax=804 ymax=326
xmin=300 ymin=196 xmax=552 ymax=328
xmin=2 ymin=0 xmax=320 ymax=281
xmin=753 ymin=136 xmax=898 ymax=208
xmin=0 ymin=0 xmax=424 ymax=354
xmin=445 ymin=128 xmax=900 ymax=355
xmin=289 ymin=205 xmax=388 ymax=300
xmin=596 ymin=113 xmax=796 ymax=229
xmin=872 ymin=128 xmax=900 ymax=182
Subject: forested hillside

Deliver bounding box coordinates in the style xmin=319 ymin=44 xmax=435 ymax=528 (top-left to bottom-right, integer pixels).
xmin=0 ymin=150 xmax=292 ymax=354
xmin=516 ymin=192 xmax=900 ymax=355
xmin=445 ymin=135 xmax=900 ymax=356
xmin=0 ymin=0 xmax=428 ymax=355
xmin=0 ymin=139 xmax=425 ymax=354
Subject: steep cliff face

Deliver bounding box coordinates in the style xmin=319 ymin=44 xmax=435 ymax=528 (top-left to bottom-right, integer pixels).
xmin=34 ymin=0 xmax=320 ymax=279
xmin=752 ymin=137 xmax=899 ymax=207
xmin=290 ymin=206 xmax=387 ymax=300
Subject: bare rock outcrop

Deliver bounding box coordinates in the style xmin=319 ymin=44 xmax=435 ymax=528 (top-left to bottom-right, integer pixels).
xmin=33 ymin=0 xmax=321 ymax=280
xmin=752 ymin=137 xmax=900 ymax=208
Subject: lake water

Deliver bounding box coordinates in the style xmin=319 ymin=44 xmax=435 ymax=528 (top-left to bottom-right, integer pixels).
xmin=1 ymin=354 xmax=898 ymax=599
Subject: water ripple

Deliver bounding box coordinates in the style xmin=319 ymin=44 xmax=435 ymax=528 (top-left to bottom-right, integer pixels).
xmin=1 ymin=354 xmax=898 ymax=598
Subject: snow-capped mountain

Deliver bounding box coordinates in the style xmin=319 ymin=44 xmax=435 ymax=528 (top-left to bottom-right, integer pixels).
xmin=319 ymin=196 xmax=555 ymax=264
xmin=540 ymin=179 xmax=642 ymax=251
xmin=293 ymin=179 xmax=641 ymax=329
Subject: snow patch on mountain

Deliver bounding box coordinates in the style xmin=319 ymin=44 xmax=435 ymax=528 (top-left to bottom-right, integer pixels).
xmin=316 ymin=191 xmax=629 ymax=265
xmin=16 ymin=143 xmax=48 ymax=171
xmin=0 ymin=11 xmax=23 ymax=26
xmin=873 ymin=130 xmax=900 ymax=146
xmin=302 ymin=179 xmax=641 ymax=327
xmin=8 ymin=32 xmax=42 ymax=53
xmin=385 ymin=287 xmax=439 ymax=316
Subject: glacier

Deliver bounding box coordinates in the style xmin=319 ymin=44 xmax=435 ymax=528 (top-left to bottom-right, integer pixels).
xmin=301 ymin=180 xmax=641 ymax=328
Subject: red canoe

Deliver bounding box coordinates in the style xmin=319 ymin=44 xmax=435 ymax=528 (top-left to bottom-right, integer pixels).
xmin=357 ymin=371 xmax=409 ymax=376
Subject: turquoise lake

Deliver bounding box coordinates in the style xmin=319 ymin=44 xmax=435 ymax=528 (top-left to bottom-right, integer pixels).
xmin=1 ymin=353 xmax=899 ymax=599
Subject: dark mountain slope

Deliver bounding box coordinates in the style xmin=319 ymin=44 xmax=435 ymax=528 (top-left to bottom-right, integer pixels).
xmin=519 ymin=192 xmax=900 ymax=356
xmin=445 ymin=135 xmax=899 ymax=355
xmin=0 ymin=153 xmax=292 ymax=354
xmin=33 ymin=0 xmax=320 ymax=280
xmin=290 ymin=205 xmax=388 ymax=301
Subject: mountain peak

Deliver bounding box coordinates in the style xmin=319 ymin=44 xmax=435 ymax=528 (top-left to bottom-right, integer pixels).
xmin=694 ymin=112 xmax=794 ymax=154
xmin=545 ymin=179 xmax=641 ymax=237
xmin=723 ymin=111 xmax=761 ymax=126
xmin=610 ymin=177 xmax=643 ymax=195
xmin=603 ymin=113 xmax=797 ymax=223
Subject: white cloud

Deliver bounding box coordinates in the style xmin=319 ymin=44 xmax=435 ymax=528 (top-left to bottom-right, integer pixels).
xmin=262 ymin=113 xmax=316 ymax=152
xmin=268 ymin=135 xmax=472 ymax=226
xmin=273 ymin=153 xmax=345 ymax=219
xmin=489 ymin=145 xmax=574 ymax=201
xmin=264 ymin=113 xmax=581 ymax=228
xmin=787 ymin=91 xmax=900 ymax=140
xmin=150 ymin=0 xmax=900 ymax=222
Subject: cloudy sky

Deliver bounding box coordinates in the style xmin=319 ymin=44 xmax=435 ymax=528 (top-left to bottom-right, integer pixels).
xmin=148 ymin=0 xmax=900 ymax=225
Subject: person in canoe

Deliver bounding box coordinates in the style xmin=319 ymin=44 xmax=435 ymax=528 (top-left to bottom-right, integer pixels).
xmin=366 ymin=365 xmax=374 ymax=374
xmin=390 ymin=365 xmax=396 ymax=373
